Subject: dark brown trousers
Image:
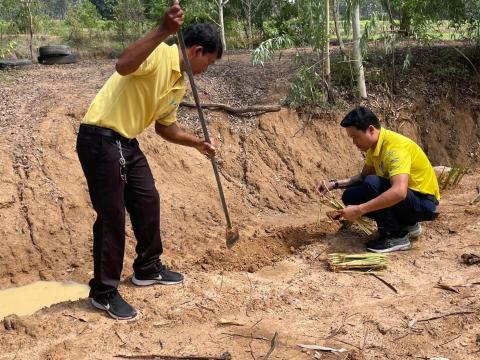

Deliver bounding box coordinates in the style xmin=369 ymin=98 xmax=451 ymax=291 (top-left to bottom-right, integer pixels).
xmin=76 ymin=124 xmax=163 ymax=297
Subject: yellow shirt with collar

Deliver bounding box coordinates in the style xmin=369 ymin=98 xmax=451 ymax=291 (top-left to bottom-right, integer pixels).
xmin=82 ymin=43 xmax=185 ymax=139
xmin=365 ymin=128 xmax=440 ymax=201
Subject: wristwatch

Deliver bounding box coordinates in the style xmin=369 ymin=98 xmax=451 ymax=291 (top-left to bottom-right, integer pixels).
xmin=329 ymin=179 xmax=339 ymax=189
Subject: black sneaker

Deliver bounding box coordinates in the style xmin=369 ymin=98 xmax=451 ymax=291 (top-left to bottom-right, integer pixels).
xmin=365 ymin=230 xmax=387 ymax=249
xmin=401 ymin=223 xmax=422 ymax=238
xmin=131 ymin=265 xmax=184 ymax=286
xmin=366 ymin=233 xmax=411 ymax=253
xmin=91 ymin=290 xmax=137 ymax=320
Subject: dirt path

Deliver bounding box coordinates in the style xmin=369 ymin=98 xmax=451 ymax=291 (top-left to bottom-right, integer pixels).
xmin=0 ymin=53 xmax=479 ymax=359
xmin=1 ymin=173 xmax=479 ymax=360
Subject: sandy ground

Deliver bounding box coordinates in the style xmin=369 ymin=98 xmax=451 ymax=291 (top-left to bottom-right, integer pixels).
xmin=0 ymin=49 xmax=480 ymax=359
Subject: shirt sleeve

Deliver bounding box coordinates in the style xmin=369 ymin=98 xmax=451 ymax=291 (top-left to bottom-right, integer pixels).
xmin=156 ymin=107 xmax=178 ymax=126
xmin=386 ymin=147 xmax=411 ymax=176
xmin=130 ymin=46 xmax=163 ymax=76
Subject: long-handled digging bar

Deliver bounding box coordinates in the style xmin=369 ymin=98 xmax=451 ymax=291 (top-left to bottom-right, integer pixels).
xmin=174 ymin=15 xmax=240 ymax=248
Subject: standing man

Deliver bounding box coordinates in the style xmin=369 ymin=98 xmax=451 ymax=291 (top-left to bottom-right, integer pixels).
xmin=318 ymin=107 xmax=440 ymax=253
xmin=76 ymin=1 xmax=223 ymax=320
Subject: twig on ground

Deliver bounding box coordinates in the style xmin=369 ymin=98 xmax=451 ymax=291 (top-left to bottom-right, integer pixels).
xmin=250 ymin=318 xmax=263 ymax=329
xmin=262 ymin=332 xmax=278 ymax=360
xmin=439 ymin=334 xmax=461 ymax=347
xmin=247 ymin=335 xmax=257 ymax=360
xmin=114 ymin=330 xmax=126 ymax=344
xmin=370 ymin=273 xmax=398 ymax=294
xmin=62 ymin=313 xmax=88 ymax=322
xmin=417 ymin=311 xmax=475 ymax=322
xmin=114 ymin=353 xmax=232 ymax=360
xmin=221 ymin=332 xmax=270 ymax=342
xmin=330 ymin=337 xmax=362 ymax=350
xmin=435 ymin=280 xmax=460 ymax=294
xmin=360 ymin=327 xmax=368 ymax=350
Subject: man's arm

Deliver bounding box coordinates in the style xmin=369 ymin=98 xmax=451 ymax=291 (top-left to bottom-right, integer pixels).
xmin=317 ymin=165 xmax=374 ymax=195
xmin=338 ymin=165 xmax=375 ymax=188
xmin=155 ymin=122 xmax=215 ymax=156
xmin=115 ymin=2 xmax=184 ymax=76
xmin=339 ymin=173 xmax=409 ymax=221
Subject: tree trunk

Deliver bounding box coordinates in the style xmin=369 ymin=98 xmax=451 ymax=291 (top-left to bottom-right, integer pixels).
xmin=219 ymin=0 xmax=227 ymax=51
xmin=247 ymin=5 xmax=252 ymax=49
xmin=399 ymin=8 xmax=412 ymax=36
xmin=381 ymin=0 xmax=395 ymax=31
xmin=332 ymin=0 xmax=345 ymax=56
xmin=27 ymin=1 xmax=34 ymax=61
xmin=352 ymin=0 xmax=367 ymax=99
xmin=324 ymin=0 xmax=332 ymax=102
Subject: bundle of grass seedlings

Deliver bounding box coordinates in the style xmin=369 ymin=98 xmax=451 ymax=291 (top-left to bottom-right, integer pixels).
xmin=328 ymin=253 xmax=388 ymax=273
xmin=436 ymin=162 xmax=473 ymax=190
xmin=320 ymin=183 xmax=376 ymax=235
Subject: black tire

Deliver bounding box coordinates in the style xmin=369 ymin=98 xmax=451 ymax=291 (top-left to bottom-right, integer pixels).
xmin=38 ymin=45 xmax=72 ymax=57
xmin=0 ymin=59 xmax=32 ymax=70
xmin=38 ymin=54 xmax=77 ymax=65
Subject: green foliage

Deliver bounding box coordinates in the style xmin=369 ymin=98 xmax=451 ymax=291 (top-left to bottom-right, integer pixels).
xmin=0 ymin=40 xmax=17 ymax=59
xmin=251 ymin=35 xmax=292 ymax=66
xmin=112 ymin=0 xmax=146 ymax=44
xmin=66 ymin=0 xmax=102 ymax=42
xmin=285 ymin=53 xmax=325 ymax=108
xmin=437 ymin=163 xmax=473 ymax=190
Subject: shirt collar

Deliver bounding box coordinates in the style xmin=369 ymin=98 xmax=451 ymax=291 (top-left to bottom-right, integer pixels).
xmin=372 ymin=127 xmax=386 ymax=157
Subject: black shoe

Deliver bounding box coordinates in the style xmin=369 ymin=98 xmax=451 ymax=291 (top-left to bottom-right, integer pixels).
xmin=401 ymin=223 xmax=422 ymax=238
xmin=91 ymin=290 xmax=137 ymax=320
xmin=366 ymin=233 xmax=411 ymax=253
xmin=365 ymin=230 xmax=387 ymax=248
xmin=132 ymin=265 xmax=184 ymax=286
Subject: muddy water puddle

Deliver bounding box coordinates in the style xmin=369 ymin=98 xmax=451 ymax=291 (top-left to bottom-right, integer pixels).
xmin=0 ymin=281 xmax=89 ymax=320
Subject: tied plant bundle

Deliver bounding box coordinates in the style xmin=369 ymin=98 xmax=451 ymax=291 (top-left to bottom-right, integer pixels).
xmin=328 ymin=253 xmax=387 ymax=273
xmin=319 ymin=181 xmax=375 ymax=235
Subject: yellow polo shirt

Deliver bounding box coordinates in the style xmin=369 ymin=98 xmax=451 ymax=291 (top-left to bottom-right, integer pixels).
xmin=365 ymin=128 xmax=440 ymax=200
xmin=82 ymin=43 xmax=185 ymax=139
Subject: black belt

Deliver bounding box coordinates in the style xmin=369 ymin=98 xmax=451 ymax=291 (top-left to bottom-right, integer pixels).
xmin=79 ymin=124 xmax=135 ymax=143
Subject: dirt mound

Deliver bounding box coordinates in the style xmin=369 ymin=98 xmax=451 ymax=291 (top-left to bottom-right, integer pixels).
xmin=197 ymin=222 xmax=341 ymax=272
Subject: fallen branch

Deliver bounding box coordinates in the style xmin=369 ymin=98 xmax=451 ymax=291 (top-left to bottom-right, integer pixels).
xmin=370 ymin=274 xmax=398 ymax=294
xmin=435 ymin=280 xmax=460 ymax=294
xmin=114 ymin=353 xmax=231 ymax=360
xmin=221 ymin=332 xmax=270 ymax=342
xmin=180 ymin=101 xmax=281 ymax=116
xmin=262 ymin=332 xmax=278 ymax=360
xmin=439 ymin=334 xmax=461 ymax=347
xmin=297 ymin=344 xmax=347 ymax=353
xmin=417 ymin=311 xmax=475 ymax=323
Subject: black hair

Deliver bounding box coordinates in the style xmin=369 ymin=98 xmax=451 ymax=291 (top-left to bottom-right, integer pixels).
xmin=340 ymin=106 xmax=381 ymax=131
xmin=183 ymin=23 xmax=223 ymax=59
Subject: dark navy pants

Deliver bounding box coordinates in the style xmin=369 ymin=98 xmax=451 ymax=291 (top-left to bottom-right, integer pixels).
xmin=342 ymin=175 xmax=438 ymax=235
xmin=77 ymin=125 xmax=164 ymax=298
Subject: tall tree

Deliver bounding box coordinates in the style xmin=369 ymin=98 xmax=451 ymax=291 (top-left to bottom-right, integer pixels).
xmin=324 ymin=0 xmax=331 ymax=99
xmin=332 ymin=0 xmax=345 ymax=56
xmin=19 ymin=0 xmax=35 ymax=60
xmin=351 ymin=0 xmax=367 ymax=99
xmin=217 ymin=0 xmax=229 ymax=51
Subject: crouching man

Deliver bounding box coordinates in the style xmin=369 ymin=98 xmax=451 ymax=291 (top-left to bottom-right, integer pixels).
xmin=318 ymin=107 xmax=440 ymax=253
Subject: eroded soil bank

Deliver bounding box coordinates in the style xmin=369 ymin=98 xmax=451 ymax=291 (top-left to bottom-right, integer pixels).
xmin=0 ymin=48 xmax=479 ymax=359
